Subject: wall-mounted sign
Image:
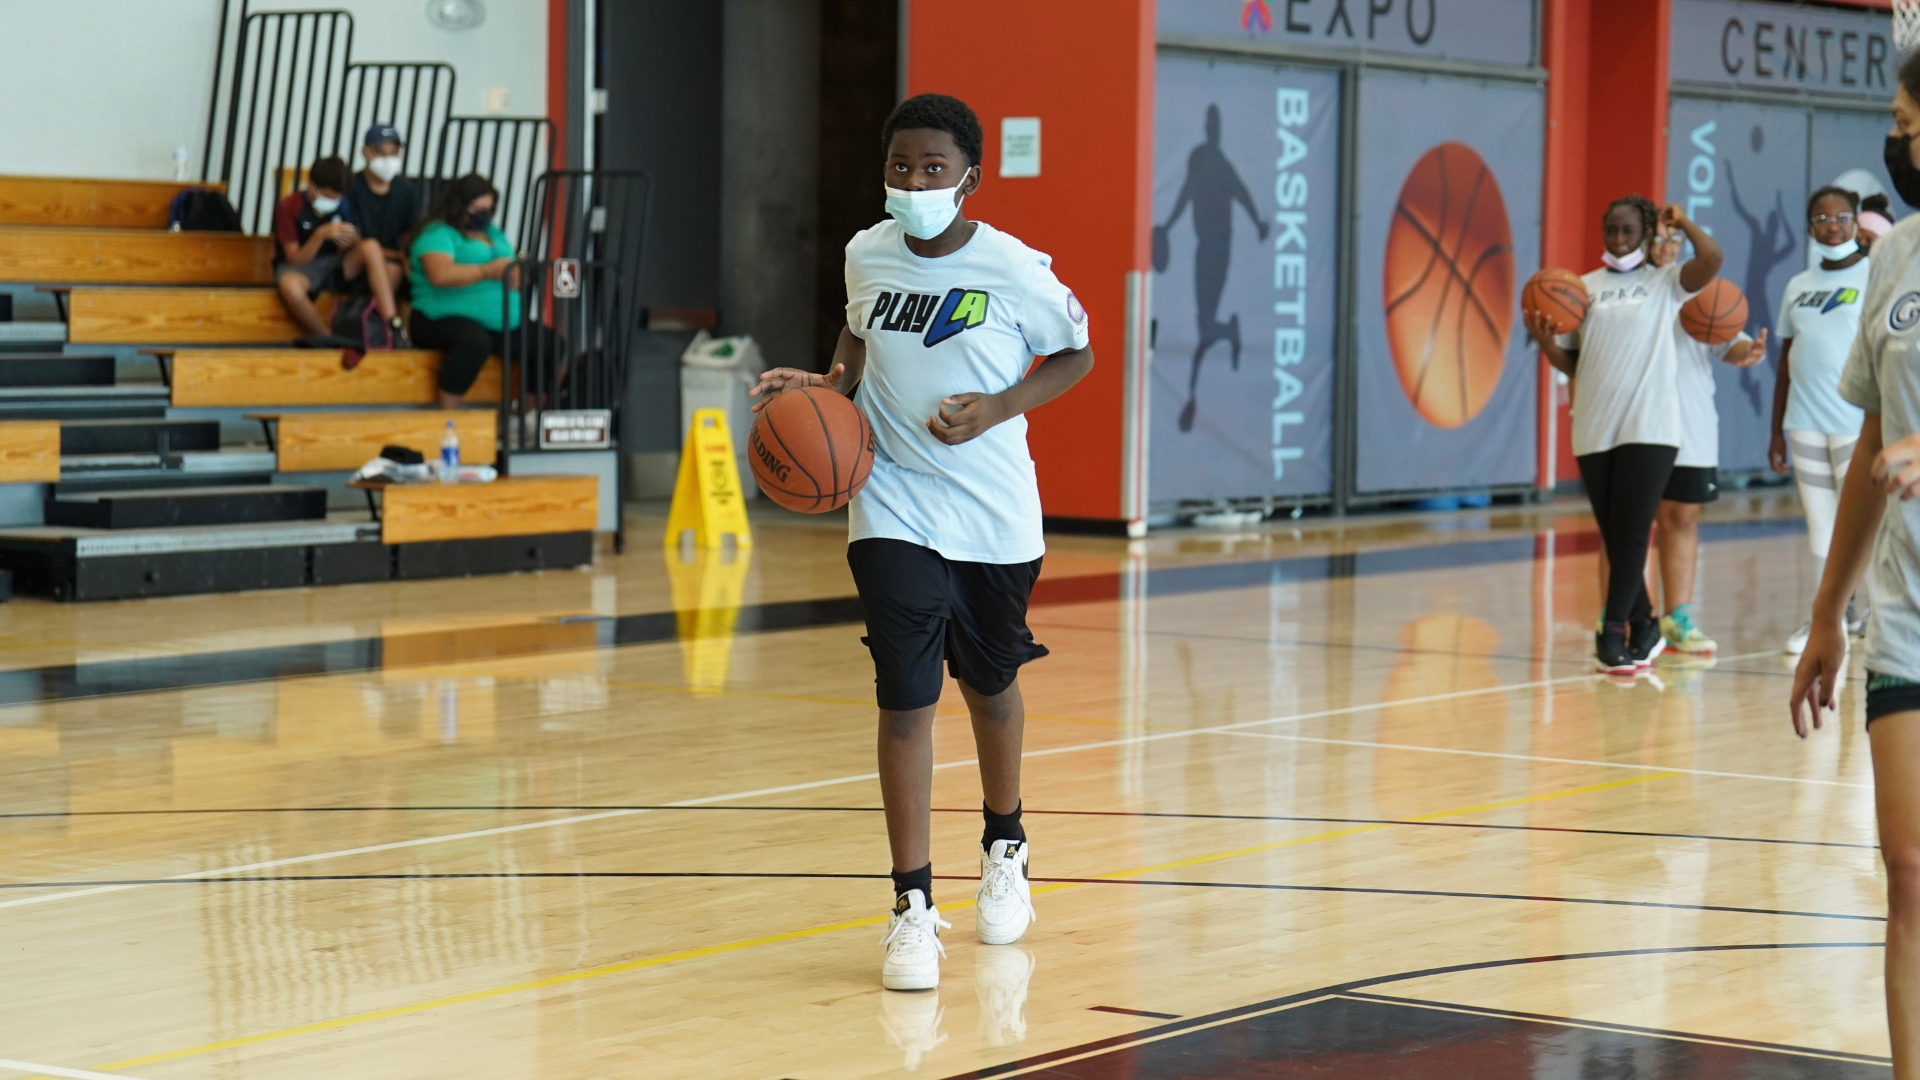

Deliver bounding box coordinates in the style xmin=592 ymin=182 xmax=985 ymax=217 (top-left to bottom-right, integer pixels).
xmin=540 ymin=409 xmax=612 ymax=450
xmin=1000 ymin=117 xmax=1040 ymax=177
xmin=1670 ymin=0 xmax=1895 ymax=99
xmin=552 ymin=257 xmax=581 ymax=299
xmin=1157 ymin=0 xmax=1537 ymax=69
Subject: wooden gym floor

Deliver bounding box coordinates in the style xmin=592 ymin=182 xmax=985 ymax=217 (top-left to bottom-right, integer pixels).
xmin=0 ymin=492 xmax=1890 ymax=1079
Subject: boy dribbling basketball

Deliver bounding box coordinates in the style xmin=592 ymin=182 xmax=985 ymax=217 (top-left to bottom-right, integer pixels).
xmin=751 ymin=93 xmax=1094 ymax=990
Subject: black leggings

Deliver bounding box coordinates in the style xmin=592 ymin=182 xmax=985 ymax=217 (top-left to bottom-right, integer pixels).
xmin=409 ymin=312 xmax=502 ymax=397
xmin=1576 ymin=443 xmax=1677 ymax=626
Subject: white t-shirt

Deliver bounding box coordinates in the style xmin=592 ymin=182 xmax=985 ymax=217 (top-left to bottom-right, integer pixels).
xmin=1838 ymin=216 xmax=1920 ymax=682
xmin=1672 ymin=326 xmax=1748 ymax=469
xmin=1778 ymin=258 xmax=1871 ymax=436
xmin=843 ymin=220 xmax=1089 ymax=564
xmin=1561 ymin=262 xmax=1695 ymax=456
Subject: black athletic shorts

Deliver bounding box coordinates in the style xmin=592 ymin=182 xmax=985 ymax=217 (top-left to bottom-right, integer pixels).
xmin=847 ymin=537 xmax=1049 ymax=711
xmin=1868 ymin=671 xmax=1920 ymax=726
xmin=1662 ymin=465 xmax=1719 ymax=504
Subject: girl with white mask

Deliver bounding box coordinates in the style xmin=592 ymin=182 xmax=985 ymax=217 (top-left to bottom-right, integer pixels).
xmin=1771 ymin=186 xmax=1871 ymax=653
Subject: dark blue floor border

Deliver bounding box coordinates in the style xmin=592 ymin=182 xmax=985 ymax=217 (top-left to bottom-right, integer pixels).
xmin=0 ymin=518 xmax=1802 ymax=709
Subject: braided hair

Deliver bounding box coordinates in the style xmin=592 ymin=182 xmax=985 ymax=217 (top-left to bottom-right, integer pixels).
xmin=1604 ymin=195 xmax=1659 ymax=246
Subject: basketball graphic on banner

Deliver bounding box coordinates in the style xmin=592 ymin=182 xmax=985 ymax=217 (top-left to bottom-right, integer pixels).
xmin=1382 ymin=142 xmax=1515 ymax=429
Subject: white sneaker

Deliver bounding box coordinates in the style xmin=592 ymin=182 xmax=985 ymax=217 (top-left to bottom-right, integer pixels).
xmin=976 ymin=839 xmax=1036 ymax=945
xmin=1786 ymin=622 xmax=1811 ymax=655
xmin=975 ymin=946 xmax=1035 ymax=1047
xmin=877 ymin=988 xmax=947 ymax=1068
xmin=879 ymin=889 xmax=948 ymax=991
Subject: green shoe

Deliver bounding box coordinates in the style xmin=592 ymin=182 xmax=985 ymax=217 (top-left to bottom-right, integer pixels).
xmin=1660 ymin=604 xmax=1717 ymax=654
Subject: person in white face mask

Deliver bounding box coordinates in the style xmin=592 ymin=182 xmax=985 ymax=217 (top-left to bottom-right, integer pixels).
xmin=1526 ymin=194 xmax=1723 ymax=675
xmin=749 ymin=93 xmax=1094 ymax=992
xmin=347 ymin=124 xmax=424 ymax=336
xmin=1771 ymin=186 xmax=1872 ymax=653
xmin=272 ymin=154 xmax=404 ymax=346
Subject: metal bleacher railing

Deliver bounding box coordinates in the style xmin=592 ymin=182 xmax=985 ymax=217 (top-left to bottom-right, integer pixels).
xmin=200 ymin=5 xmax=553 ymax=244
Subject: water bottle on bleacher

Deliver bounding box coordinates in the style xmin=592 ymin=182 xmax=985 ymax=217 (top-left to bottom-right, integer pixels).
xmin=440 ymin=421 xmax=459 ymax=483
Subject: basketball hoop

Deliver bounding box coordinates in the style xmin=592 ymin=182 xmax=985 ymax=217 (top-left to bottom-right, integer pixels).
xmin=1897 ymin=0 xmax=1920 ymax=54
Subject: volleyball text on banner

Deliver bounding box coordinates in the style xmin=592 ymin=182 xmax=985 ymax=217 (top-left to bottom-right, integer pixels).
xmin=664 ymin=409 xmax=753 ymax=551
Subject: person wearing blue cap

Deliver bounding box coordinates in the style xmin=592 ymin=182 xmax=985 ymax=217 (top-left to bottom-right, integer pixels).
xmin=348 ymin=124 xmax=425 ymax=287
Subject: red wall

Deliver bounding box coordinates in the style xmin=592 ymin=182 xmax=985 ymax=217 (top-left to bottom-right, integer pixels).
xmin=1539 ymin=0 xmax=1670 ymax=486
xmin=906 ymin=0 xmax=1154 ymax=522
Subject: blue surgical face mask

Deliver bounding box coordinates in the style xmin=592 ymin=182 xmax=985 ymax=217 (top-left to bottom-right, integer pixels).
xmin=885 ymin=170 xmax=970 ymax=240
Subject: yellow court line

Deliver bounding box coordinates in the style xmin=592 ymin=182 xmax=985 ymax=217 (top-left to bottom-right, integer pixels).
xmin=60 ymin=770 xmax=1680 ymax=1077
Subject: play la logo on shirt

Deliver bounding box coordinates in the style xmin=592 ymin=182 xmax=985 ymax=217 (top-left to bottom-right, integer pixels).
xmin=1791 ymin=287 xmax=1862 ymax=315
xmin=867 ymin=288 xmax=990 ymax=347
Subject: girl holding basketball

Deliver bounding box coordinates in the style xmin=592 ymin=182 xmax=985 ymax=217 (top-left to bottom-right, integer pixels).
xmin=1793 ymin=53 xmax=1920 ymax=1078
xmin=1527 ymin=197 xmax=1722 ymax=674
xmin=1770 ymin=185 xmax=1871 ymax=654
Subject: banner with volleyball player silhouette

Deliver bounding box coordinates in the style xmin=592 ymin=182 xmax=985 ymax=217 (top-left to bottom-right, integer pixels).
xmin=1353 ymin=72 xmax=1544 ymax=494
xmin=1148 ymin=56 xmax=1339 ymax=504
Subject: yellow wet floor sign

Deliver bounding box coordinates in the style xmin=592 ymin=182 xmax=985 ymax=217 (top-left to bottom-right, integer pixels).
xmin=665 ymin=408 xmax=753 ymax=551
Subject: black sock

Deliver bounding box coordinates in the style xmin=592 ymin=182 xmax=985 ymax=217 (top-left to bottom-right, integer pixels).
xmin=891 ymin=863 xmax=932 ymax=907
xmin=982 ymin=800 xmax=1026 ymax=849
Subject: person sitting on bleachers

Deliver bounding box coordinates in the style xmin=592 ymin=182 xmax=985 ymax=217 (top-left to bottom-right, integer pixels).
xmin=347 ymin=124 xmax=423 ymax=289
xmin=273 ymin=155 xmax=406 ymax=346
xmin=406 ymin=173 xmax=524 ymax=408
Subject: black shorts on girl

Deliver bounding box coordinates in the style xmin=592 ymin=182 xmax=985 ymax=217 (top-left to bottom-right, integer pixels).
xmin=1867 ymin=671 xmax=1920 ymax=726
xmin=847 ymin=538 xmax=1048 ymax=711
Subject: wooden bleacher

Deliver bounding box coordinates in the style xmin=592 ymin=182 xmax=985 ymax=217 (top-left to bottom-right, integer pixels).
xmin=0 ymin=227 xmax=271 ymax=286
xmin=373 ymin=476 xmax=598 ymax=543
xmin=0 ymin=421 xmax=60 ymax=483
xmin=66 ymin=287 xmax=326 ymax=345
xmin=0 ymin=176 xmax=224 ymax=229
xmin=0 ymin=173 xmax=600 ymax=600
xmin=158 ymin=348 xmax=502 ymax=405
xmin=250 ymin=409 xmax=497 ymax=472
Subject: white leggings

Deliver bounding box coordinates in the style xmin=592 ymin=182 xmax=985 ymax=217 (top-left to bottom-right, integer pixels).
xmin=1787 ymin=429 xmax=1859 ymax=559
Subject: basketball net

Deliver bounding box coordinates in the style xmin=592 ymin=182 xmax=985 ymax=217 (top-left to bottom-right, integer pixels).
xmin=1898 ymin=0 xmax=1920 ymax=54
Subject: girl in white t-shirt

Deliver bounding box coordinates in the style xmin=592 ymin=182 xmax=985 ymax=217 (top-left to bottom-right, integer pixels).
xmin=1770 ymin=185 xmax=1871 ymax=654
xmin=1528 ymin=196 xmax=1722 ymax=674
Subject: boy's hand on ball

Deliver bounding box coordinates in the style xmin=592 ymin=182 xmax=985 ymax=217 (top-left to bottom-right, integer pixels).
xmin=928 ymin=392 xmax=1006 ymax=445
xmin=749 ymin=363 xmax=846 ymax=413
xmin=1730 ymin=329 xmax=1767 ymax=368
xmin=1523 ymin=309 xmax=1559 ymax=348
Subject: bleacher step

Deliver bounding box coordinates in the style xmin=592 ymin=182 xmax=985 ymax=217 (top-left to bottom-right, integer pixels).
xmin=46 ymin=483 xmax=328 ymax=529
xmin=59 ymin=417 xmax=220 ymax=455
xmin=0 ymin=354 xmax=117 ymax=387
xmin=57 ymin=449 xmax=277 ymax=495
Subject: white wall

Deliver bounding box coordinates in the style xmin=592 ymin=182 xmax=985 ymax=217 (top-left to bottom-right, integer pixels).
xmin=0 ymin=0 xmax=547 ymax=181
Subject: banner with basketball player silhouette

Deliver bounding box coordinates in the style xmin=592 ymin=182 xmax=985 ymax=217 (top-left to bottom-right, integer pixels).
xmin=1353 ymin=72 xmax=1544 ymax=494
xmin=1148 ymin=56 xmax=1339 ymax=504
xmin=1665 ymin=98 xmax=1843 ymax=474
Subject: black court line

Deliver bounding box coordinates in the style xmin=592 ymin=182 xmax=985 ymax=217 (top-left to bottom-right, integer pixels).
xmin=932 ymin=942 xmax=1888 ymax=1079
xmin=1341 ymin=991 xmax=1894 ymax=1066
xmin=0 ymin=871 xmax=1876 ymax=925
xmin=1087 ymin=1006 xmax=1182 ymax=1020
xmin=0 ymin=519 xmax=1801 ymax=709
xmin=0 ymin=804 xmax=1875 ymax=851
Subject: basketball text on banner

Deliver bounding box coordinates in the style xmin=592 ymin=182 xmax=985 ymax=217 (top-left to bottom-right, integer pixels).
xmin=665 ymin=545 xmax=752 ymax=694
xmin=664 ymin=409 xmax=753 ymax=551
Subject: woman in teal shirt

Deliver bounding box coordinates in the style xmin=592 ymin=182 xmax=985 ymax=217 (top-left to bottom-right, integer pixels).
xmin=407 ymin=174 xmax=523 ymax=406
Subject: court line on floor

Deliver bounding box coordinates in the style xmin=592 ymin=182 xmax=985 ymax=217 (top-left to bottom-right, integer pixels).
xmin=1211 ymin=729 xmax=1873 ymax=789
xmin=938 ymin=942 xmax=1888 ymax=1079
xmin=0 ymin=1057 xmax=154 ymax=1080
xmin=40 ymin=770 xmax=1701 ymax=1075
xmin=0 ymin=650 xmax=1811 ymax=914
xmin=0 ymin=871 xmax=1875 ymax=924
xmin=0 ymin=804 xmax=1874 ymax=851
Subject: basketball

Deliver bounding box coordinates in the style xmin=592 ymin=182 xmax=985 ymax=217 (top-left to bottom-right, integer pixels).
xmin=747 ymin=386 xmax=875 ymax=513
xmin=1383 ymin=142 xmax=1515 ymax=429
xmin=1521 ymin=267 xmax=1589 ymax=335
xmin=1680 ymin=278 xmax=1748 ymax=344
